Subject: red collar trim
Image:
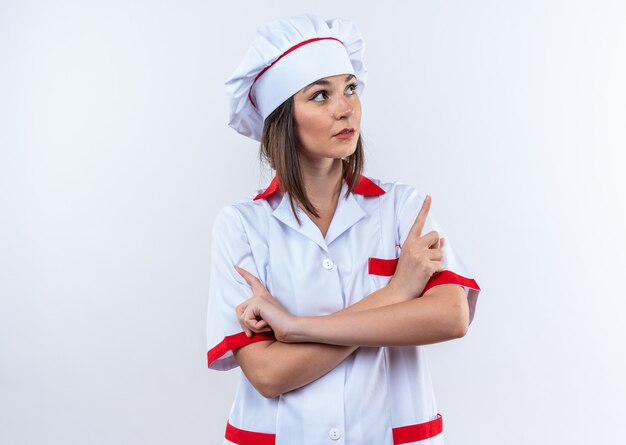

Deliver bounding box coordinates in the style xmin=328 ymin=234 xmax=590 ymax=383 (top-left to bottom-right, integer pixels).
xmin=353 ymin=175 xmax=386 ymax=196
xmin=253 ymin=175 xmax=385 ymax=201
xmin=253 ymin=176 xmax=281 ymax=201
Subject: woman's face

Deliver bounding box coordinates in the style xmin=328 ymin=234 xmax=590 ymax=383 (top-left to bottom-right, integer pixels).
xmin=292 ymin=73 xmax=361 ymax=163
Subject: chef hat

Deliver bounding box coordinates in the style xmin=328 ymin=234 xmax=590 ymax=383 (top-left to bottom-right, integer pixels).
xmin=225 ymin=13 xmax=368 ymax=141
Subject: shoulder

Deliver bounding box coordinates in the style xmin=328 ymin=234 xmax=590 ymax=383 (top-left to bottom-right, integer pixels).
xmin=361 ymin=175 xmax=426 ymax=209
xmin=212 ymin=185 xmax=276 ymax=238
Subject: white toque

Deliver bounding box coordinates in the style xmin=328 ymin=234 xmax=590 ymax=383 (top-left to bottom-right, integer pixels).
xmin=225 ymin=13 xmax=367 ymax=141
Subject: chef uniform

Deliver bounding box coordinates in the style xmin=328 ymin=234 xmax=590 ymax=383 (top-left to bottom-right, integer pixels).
xmin=206 ymin=14 xmax=481 ymax=445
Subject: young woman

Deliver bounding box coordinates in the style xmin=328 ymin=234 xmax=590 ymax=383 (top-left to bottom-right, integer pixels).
xmin=206 ymin=13 xmax=481 ymax=445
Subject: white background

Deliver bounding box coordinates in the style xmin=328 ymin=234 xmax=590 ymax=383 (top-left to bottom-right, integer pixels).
xmin=1 ymin=1 xmax=625 ymax=444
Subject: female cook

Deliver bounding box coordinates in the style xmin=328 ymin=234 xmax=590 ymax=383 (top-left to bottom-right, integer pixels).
xmin=206 ymin=13 xmax=481 ymax=445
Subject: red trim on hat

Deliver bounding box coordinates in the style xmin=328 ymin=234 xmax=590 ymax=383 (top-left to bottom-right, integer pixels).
xmin=253 ymin=174 xmax=385 ymax=201
xmin=248 ymin=37 xmax=344 ymax=109
xmin=207 ymin=331 xmax=276 ymax=368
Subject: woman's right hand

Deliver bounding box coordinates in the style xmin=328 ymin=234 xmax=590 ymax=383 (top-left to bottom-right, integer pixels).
xmin=234 ymin=265 xmax=299 ymax=342
xmin=387 ymin=195 xmax=445 ymax=301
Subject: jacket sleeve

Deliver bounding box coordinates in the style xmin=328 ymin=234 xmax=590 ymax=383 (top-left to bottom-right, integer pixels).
xmin=206 ymin=205 xmax=275 ymax=371
xmin=396 ymin=185 xmax=481 ymax=325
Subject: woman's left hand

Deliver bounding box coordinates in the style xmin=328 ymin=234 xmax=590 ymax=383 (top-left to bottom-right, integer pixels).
xmin=234 ymin=265 xmax=297 ymax=342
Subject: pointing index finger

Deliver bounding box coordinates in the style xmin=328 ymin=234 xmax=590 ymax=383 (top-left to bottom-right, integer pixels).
xmin=234 ymin=265 xmax=264 ymax=292
xmin=406 ymin=195 xmax=431 ymax=242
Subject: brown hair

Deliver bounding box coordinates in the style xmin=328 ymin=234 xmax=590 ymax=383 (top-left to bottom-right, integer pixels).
xmin=259 ymin=96 xmax=365 ymax=225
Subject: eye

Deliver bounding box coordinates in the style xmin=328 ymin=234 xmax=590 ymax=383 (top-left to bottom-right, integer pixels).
xmin=311 ymin=90 xmax=328 ymax=102
xmin=346 ymin=83 xmax=358 ymax=95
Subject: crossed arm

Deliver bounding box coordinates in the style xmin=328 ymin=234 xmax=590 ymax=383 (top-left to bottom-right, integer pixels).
xmin=233 ymin=283 xmax=468 ymax=399
xmin=232 ymin=195 xmax=470 ymax=399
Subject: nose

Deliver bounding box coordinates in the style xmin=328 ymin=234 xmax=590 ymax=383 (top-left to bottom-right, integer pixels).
xmin=333 ymin=95 xmax=354 ymax=120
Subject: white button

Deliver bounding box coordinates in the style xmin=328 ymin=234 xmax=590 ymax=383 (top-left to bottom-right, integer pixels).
xmin=322 ymin=258 xmax=334 ymax=270
xmin=329 ymin=427 xmax=342 ymax=440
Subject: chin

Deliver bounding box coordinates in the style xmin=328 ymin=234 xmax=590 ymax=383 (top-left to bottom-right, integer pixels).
xmin=301 ymin=140 xmax=358 ymax=161
xmin=341 ymin=142 xmax=358 ymax=158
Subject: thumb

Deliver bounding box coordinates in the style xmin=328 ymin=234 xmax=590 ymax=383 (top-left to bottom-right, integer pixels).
xmin=429 ymin=236 xmax=442 ymax=249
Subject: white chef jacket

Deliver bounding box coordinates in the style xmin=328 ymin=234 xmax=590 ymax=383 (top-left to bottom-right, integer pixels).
xmin=206 ymin=174 xmax=481 ymax=445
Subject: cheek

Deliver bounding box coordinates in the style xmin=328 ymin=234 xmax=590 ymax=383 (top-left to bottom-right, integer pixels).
xmin=353 ymin=99 xmax=362 ymax=123
xmin=296 ymin=110 xmax=327 ymax=143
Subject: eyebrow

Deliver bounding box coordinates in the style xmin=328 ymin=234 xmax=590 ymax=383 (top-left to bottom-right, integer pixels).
xmin=301 ymin=74 xmax=356 ymax=94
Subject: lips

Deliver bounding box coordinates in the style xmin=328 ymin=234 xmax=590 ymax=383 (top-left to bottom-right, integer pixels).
xmin=334 ymin=128 xmax=355 ymax=136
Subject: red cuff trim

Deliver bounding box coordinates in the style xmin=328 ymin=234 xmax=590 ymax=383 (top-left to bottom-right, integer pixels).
xmin=207 ymin=331 xmax=276 ymax=367
xmin=392 ymin=413 xmax=443 ymax=444
xmin=421 ymin=270 xmax=480 ymax=296
xmin=225 ymin=421 xmax=275 ymax=445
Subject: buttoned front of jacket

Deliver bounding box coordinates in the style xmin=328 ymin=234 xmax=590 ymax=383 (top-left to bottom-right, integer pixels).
xmin=207 ymin=175 xmax=481 ymax=445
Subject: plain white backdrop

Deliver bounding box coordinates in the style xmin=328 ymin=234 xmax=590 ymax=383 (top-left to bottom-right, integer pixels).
xmin=1 ymin=1 xmax=625 ymax=444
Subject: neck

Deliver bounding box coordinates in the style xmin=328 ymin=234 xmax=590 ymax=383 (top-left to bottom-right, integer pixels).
xmin=300 ymin=158 xmax=344 ymax=206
